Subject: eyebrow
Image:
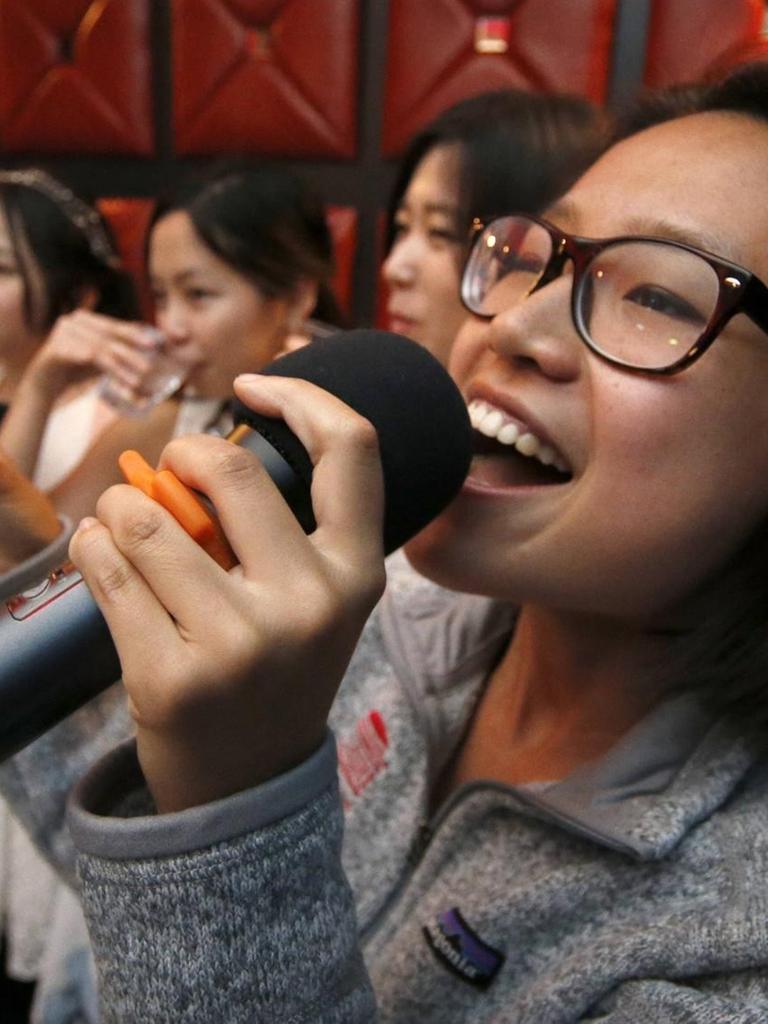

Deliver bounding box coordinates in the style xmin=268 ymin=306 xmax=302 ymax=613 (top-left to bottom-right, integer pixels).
xmin=397 ymin=200 xmax=458 ymax=217
xmin=619 ymin=216 xmax=737 ymax=261
xmin=542 ymin=199 xmax=738 ymax=262
xmin=149 ymin=268 xmax=209 ymax=286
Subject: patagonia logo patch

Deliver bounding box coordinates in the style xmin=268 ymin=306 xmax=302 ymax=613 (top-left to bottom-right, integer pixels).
xmin=423 ymin=907 xmax=504 ymax=989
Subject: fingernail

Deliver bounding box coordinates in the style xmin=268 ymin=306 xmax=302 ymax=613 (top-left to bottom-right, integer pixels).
xmin=234 ymin=373 xmax=263 ymax=385
xmin=77 ymin=516 xmax=99 ymax=532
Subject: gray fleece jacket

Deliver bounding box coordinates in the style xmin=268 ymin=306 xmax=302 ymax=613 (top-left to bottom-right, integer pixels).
xmin=6 ymin=553 xmax=768 ymax=1022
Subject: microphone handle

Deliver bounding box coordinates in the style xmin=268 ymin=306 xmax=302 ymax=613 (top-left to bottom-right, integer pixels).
xmin=0 ymin=427 xmax=310 ymax=763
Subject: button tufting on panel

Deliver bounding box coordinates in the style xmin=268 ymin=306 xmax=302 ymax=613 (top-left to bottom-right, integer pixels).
xmin=58 ymin=34 xmax=76 ymax=63
xmin=245 ymin=26 xmax=271 ymax=59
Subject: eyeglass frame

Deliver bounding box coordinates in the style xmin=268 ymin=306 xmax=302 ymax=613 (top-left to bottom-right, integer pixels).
xmin=460 ymin=212 xmax=768 ymax=375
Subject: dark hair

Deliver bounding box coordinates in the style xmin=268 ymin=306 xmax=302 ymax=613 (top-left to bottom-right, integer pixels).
xmin=615 ymin=60 xmax=768 ymax=141
xmin=386 ymin=89 xmax=611 ymax=252
xmin=151 ymin=161 xmax=343 ymax=327
xmin=0 ymin=175 xmax=138 ymax=332
xmin=614 ymin=62 xmax=768 ymax=728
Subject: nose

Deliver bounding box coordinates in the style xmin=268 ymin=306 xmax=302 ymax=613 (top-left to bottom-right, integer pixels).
xmin=155 ymin=298 xmax=191 ymax=346
xmin=382 ymin=234 xmax=418 ymax=288
xmin=487 ymin=272 xmax=583 ymax=383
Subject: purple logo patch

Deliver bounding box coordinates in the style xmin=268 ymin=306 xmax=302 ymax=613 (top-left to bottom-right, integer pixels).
xmin=423 ymin=907 xmax=504 ymax=989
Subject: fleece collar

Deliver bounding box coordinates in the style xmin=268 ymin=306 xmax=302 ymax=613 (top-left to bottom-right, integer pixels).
xmin=379 ymin=552 xmax=760 ymax=861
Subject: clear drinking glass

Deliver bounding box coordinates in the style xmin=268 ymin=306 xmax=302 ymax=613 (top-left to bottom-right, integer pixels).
xmin=99 ymin=327 xmax=186 ymax=416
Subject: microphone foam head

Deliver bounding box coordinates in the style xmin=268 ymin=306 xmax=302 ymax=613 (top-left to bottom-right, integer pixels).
xmin=231 ymin=330 xmax=472 ymax=553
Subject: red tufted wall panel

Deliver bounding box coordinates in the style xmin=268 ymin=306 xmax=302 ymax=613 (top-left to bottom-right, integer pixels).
xmin=381 ymin=0 xmax=618 ymax=157
xmin=98 ymin=197 xmax=157 ymax=318
xmin=172 ymin=0 xmax=359 ymax=157
xmin=0 ymin=0 xmax=153 ymax=155
xmin=325 ymin=206 xmax=358 ymax=319
xmin=644 ymin=0 xmax=766 ymax=88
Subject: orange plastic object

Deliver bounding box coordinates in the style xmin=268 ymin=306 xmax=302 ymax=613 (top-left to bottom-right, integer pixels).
xmin=118 ymin=449 xmax=237 ymax=569
xmin=118 ymin=449 xmax=155 ymax=496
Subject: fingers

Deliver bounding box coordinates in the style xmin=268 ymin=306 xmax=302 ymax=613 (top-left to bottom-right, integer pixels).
xmin=65 ymin=313 xmax=156 ymax=378
xmin=232 ymin=375 xmax=385 ymax=575
xmin=156 ymin=433 xmax=310 ymax=580
xmin=68 ymin=310 xmax=157 ymax=348
xmin=40 ymin=311 xmax=157 ymax=387
xmin=87 ymin=483 xmax=232 ymax=636
xmin=68 ymin=512 xmax=179 ymax=687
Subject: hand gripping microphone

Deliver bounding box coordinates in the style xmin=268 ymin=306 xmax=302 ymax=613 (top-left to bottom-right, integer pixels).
xmin=0 ymin=330 xmax=472 ymax=762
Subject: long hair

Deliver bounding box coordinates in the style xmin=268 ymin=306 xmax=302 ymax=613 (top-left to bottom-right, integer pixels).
xmin=0 ymin=172 xmax=138 ymax=332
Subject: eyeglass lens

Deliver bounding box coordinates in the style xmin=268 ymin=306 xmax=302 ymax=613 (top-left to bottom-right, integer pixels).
xmin=463 ymin=217 xmax=722 ymax=370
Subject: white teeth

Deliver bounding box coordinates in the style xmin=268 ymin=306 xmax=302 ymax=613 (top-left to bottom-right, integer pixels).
xmin=538 ymin=445 xmax=556 ymax=466
xmin=467 ymin=399 xmax=570 ymax=476
xmin=497 ymin=422 xmax=519 ymax=445
xmin=478 ymin=409 xmax=504 ymax=436
xmin=515 ymin=432 xmax=539 ymax=457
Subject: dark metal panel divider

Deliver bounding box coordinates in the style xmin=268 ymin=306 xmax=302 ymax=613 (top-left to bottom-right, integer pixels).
xmin=606 ymin=0 xmax=653 ymax=110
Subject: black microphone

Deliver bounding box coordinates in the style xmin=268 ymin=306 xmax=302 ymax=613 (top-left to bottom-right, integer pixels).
xmin=0 ymin=330 xmax=472 ymax=761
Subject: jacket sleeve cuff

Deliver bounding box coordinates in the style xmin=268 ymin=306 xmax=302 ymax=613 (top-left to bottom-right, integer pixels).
xmin=68 ymin=731 xmax=376 ymax=1022
xmin=68 ymin=729 xmax=339 ymax=859
xmin=0 ymin=516 xmax=73 ymax=601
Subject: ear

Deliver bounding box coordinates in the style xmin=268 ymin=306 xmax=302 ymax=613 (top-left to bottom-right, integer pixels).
xmin=286 ymin=278 xmax=318 ymax=332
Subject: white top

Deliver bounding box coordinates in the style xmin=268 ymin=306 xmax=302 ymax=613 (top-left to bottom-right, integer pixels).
xmin=34 ymin=384 xmax=116 ymax=490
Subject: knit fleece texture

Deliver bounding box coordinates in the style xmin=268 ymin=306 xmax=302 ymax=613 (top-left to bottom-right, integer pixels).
xmin=7 ymin=554 xmax=768 ymax=1021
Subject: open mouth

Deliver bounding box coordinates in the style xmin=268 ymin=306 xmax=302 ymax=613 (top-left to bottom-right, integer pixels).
xmin=471 ymin=432 xmax=572 ymax=487
xmin=467 ymin=399 xmax=573 ymax=489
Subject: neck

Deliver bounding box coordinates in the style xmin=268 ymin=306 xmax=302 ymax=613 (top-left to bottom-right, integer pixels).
xmin=451 ymin=605 xmax=676 ymax=789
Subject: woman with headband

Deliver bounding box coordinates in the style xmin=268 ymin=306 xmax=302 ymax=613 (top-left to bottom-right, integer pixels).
xmin=0 ymin=168 xmax=143 ymax=464
xmin=0 ymin=167 xmax=140 ymax=1023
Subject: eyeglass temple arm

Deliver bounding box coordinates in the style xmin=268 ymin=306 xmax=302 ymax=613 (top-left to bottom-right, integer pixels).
xmin=742 ymin=276 xmax=768 ymax=337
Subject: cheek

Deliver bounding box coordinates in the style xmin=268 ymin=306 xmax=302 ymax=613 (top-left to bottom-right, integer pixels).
xmin=564 ymin=394 xmax=768 ymax=613
xmin=0 ymin=280 xmax=25 ymax=321
xmin=223 ymin=299 xmax=285 ymax=368
xmin=428 ymin=252 xmax=461 ymax=303
xmin=448 ymin=319 xmax=488 ymax=387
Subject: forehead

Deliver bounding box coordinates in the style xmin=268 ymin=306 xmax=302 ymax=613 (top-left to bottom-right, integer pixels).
xmin=557 ymin=111 xmax=768 ymax=273
xmin=404 ymin=144 xmax=461 ymax=206
xmin=151 ymin=210 xmax=205 ymax=258
xmin=150 ymin=210 xmax=232 ymax=278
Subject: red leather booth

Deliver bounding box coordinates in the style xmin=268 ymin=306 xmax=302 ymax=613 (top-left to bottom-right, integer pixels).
xmin=172 ymin=0 xmax=360 ymax=157
xmin=644 ymin=0 xmax=767 ymax=88
xmin=0 ymin=0 xmax=153 ymax=155
xmin=381 ymin=0 xmax=618 ymax=156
